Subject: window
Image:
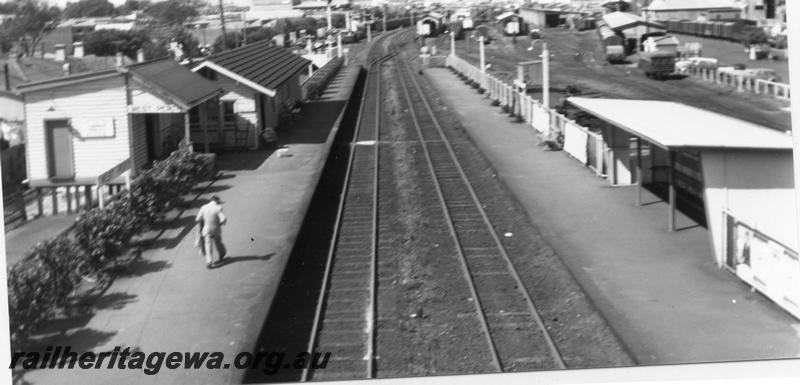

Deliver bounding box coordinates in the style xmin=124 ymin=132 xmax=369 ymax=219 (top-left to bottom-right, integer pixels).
xmin=223 ymin=101 xmax=235 ymax=122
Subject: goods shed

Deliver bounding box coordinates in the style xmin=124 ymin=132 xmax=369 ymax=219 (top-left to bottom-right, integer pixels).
xmin=602 ymin=11 xmax=666 ymax=51
xmin=567 ymin=97 xmax=799 ymax=318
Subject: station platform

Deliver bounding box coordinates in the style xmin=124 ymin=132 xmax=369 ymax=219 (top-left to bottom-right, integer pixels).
xmin=15 ymin=65 xmax=363 ymax=384
xmin=424 ymin=68 xmax=800 ymax=365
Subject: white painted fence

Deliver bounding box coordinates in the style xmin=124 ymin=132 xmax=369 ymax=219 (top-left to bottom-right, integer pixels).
xmin=687 ymin=66 xmax=791 ymax=101
xmin=445 ymin=54 xmax=607 ymax=179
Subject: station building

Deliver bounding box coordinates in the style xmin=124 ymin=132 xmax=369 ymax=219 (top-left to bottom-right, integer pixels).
xmin=566 ymin=97 xmax=799 ymax=318
xmin=191 ymin=40 xmax=312 ymax=150
xmin=16 ymin=58 xmax=220 ymax=195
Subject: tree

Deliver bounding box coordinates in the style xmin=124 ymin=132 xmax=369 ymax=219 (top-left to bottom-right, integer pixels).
xmin=82 ymin=29 xmax=150 ymax=58
xmin=117 ymin=0 xmax=151 ymax=15
xmin=144 ymin=0 xmax=204 ymax=26
xmin=0 ymin=0 xmax=61 ymax=56
xmin=63 ymin=0 xmax=116 ymax=19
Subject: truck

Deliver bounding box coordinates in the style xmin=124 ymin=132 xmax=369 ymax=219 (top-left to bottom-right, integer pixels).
xmin=638 ymin=51 xmax=676 ymax=80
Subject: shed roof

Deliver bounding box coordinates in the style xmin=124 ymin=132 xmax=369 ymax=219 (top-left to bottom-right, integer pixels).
xmin=194 ymin=40 xmax=311 ymax=97
xmin=645 ymin=0 xmax=744 ymax=11
xmin=602 ymin=11 xmax=665 ymax=30
xmin=495 ymin=12 xmax=518 ymax=21
xmin=567 ymin=97 xmax=792 ymax=150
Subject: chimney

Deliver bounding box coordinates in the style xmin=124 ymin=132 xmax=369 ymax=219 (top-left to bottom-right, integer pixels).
xmin=73 ymin=41 xmax=84 ymax=58
xmin=115 ymin=52 xmax=124 ymax=67
xmin=136 ymin=48 xmax=145 ymax=63
xmin=54 ymin=44 xmax=66 ymax=62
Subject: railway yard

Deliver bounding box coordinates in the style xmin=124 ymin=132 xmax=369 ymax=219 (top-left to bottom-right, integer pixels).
xmin=428 ymin=28 xmax=791 ymax=131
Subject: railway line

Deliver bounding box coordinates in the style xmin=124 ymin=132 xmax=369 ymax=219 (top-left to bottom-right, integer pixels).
xmin=304 ymin=29 xmax=567 ymax=381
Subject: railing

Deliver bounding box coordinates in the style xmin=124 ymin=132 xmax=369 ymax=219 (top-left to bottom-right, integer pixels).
xmin=446 ymin=54 xmax=607 ymax=179
xmin=686 ymin=66 xmax=791 ymax=101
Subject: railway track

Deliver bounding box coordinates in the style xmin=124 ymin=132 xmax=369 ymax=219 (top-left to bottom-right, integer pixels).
xmin=389 ymin=41 xmax=566 ymax=372
xmin=302 ymin=30 xmax=401 ymax=381
xmin=304 ymin=30 xmax=566 ymax=381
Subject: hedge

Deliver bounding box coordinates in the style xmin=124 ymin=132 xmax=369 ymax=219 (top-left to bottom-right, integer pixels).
xmin=7 ymin=149 xmax=216 ymax=346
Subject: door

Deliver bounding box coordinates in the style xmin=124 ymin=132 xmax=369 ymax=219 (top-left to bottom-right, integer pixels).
xmin=145 ymin=114 xmax=158 ymax=163
xmin=45 ymin=120 xmax=74 ymax=179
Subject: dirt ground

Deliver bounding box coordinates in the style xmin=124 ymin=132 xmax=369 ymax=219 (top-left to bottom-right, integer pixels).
xmin=428 ymin=27 xmax=791 ymax=132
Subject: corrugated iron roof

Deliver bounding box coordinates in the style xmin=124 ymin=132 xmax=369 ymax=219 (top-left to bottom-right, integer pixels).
xmin=567 ymin=97 xmax=791 ymax=150
xmin=202 ymin=40 xmax=311 ymax=93
xmin=127 ymin=59 xmax=220 ymax=108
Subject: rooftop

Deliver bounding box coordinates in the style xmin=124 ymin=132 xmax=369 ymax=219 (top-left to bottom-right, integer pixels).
xmin=602 ymin=11 xmax=665 ymax=30
xmin=645 ymin=0 xmax=745 ymax=11
xmin=16 ymin=58 xmax=220 ymax=109
xmin=195 ymin=40 xmax=311 ymax=96
xmin=567 ymin=97 xmax=792 ymax=150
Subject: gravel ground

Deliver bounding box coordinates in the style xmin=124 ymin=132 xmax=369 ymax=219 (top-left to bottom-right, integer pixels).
xmin=429 ymin=28 xmax=791 ymax=131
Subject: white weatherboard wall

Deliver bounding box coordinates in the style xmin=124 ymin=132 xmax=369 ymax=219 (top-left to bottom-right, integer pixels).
xmin=217 ymin=74 xmax=258 ymax=148
xmin=24 ymin=75 xmax=131 ymax=182
xmin=702 ymin=149 xmax=797 ymax=266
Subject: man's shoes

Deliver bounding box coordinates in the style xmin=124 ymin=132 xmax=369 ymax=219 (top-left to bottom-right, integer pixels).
xmin=206 ymin=262 xmax=214 ymax=269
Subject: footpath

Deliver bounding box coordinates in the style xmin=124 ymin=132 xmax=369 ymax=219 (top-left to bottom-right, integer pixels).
xmin=425 ymin=68 xmax=800 ymax=365
xmin=14 ymin=66 xmax=362 ymax=384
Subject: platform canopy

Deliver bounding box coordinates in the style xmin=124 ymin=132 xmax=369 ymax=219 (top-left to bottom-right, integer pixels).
xmin=567 ymin=97 xmax=792 ymax=150
xmin=601 ymin=11 xmax=664 ymax=31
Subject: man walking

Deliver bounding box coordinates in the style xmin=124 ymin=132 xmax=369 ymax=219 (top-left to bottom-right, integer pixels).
xmin=196 ymin=195 xmax=227 ymax=269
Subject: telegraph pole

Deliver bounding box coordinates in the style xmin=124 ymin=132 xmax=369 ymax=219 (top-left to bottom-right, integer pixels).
xmin=219 ymin=0 xmax=227 ymax=49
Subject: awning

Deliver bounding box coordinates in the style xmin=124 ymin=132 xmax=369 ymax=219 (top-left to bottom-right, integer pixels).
xmin=567 ymin=97 xmax=792 ymax=150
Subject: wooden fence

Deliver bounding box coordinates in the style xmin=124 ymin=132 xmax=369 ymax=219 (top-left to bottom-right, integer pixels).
xmin=446 ymin=55 xmax=607 ymax=178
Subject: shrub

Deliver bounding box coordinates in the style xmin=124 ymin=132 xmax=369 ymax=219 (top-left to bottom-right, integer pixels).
xmin=149 ymin=149 xmax=214 ymax=192
xmin=73 ymin=205 xmax=138 ymax=272
xmin=8 ymin=237 xmax=82 ymax=345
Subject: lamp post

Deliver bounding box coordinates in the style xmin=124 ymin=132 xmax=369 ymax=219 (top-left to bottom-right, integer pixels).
xmin=528 ymin=39 xmax=549 ymax=108
xmin=449 ymin=29 xmax=456 ymax=56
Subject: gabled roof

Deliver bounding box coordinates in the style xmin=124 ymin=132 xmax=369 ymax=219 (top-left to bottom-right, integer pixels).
xmin=192 ymin=40 xmax=311 ymax=97
xmin=567 ymin=97 xmax=791 ymax=150
xmin=127 ymin=59 xmax=220 ymax=108
xmin=602 ymin=11 xmax=665 ymax=30
xmin=16 ymin=58 xmax=220 ymax=109
xmin=495 ymin=12 xmax=518 ymax=21
xmin=645 ymin=0 xmax=745 ymax=11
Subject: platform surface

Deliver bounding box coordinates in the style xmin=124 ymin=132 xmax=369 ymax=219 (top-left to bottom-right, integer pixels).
xmin=426 ymin=67 xmax=800 ymax=365
xmin=13 ymin=65 xmax=362 ymax=384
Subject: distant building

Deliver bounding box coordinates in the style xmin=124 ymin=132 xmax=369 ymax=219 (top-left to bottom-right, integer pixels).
xmin=643 ymin=0 xmax=745 ymax=21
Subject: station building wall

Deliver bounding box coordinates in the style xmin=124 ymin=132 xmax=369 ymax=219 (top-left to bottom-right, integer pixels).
xmin=24 ymin=75 xmax=131 ymax=182
xmin=700 ymin=149 xmax=796 ymax=266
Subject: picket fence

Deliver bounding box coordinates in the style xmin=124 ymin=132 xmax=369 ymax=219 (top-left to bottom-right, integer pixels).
xmin=445 ymin=54 xmax=606 ymax=177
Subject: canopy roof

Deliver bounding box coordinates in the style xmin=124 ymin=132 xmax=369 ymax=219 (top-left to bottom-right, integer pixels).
xmin=567 ymin=97 xmax=792 ymax=150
